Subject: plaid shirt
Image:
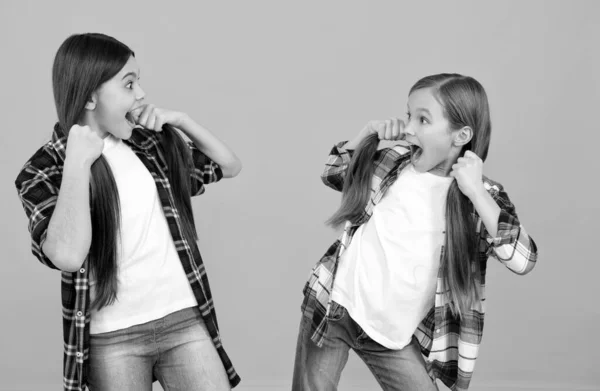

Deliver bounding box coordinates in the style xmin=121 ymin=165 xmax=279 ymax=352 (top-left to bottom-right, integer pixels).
xmin=15 ymin=123 xmax=241 ymax=391
xmin=302 ymin=141 xmax=538 ymax=391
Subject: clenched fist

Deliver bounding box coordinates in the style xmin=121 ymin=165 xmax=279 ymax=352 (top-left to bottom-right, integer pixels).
xmin=65 ymin=124 xmax=104 ymax=167
xmin=131 ymin=104 xmax=186 ymax=132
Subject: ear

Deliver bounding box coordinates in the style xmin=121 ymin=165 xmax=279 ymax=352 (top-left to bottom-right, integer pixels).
xmin=84 ymin=92 xmax=97 ymax=110
xmin=453 ymin=126 xmax=473 ymax=147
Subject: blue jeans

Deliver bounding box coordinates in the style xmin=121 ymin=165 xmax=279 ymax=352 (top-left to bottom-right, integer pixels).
xmin=88 ymin=306 xmax=230 ymax=391
xmin=292 ymin=301 xmax=439 ymax=391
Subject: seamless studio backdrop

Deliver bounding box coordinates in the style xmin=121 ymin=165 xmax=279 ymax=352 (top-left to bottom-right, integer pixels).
xmin=1 ymin=1 xmax=598 ymax=390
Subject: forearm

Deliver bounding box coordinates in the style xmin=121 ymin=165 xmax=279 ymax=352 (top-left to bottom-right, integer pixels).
xmin=177 ymin=114 xmax=242 ymax=178
xmin=470 ymin=187 xmax=501 ymax=237
xmin=471 ymin=185 xmax=538 ymax=274
xmin=344 ymin=127 xmax=379 ymax=150
xmin=344 ymin=136 xmax=363 ymax=151
xmin=43 ymin=158 xmax=93 ymax=272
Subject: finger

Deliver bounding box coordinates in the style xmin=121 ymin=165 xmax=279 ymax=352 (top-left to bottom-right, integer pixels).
xmin=155 ymin=114 xmax=165 ymax=132
xmin=464 ymin=150 xmax=479 ymax=159
xmin=397 ymin=119 xmax=406 ymax=140
xmin=144 ymin=110 xmax=156 ymax=130
xmin=147 ymin=114 xmax=156 ymax=131
xmin=452 ymin=163 xmax=464 ymax=171
xmin=130 ymin=106 xmax=144 ymax=123
xmin=377 ymin=122 xmax=386 ymax=139
xmin=138 ymin=104 xmax=153 ymax=127
xmin=391 ymin=118 xmax=399 ymax=140
xmin=145 ymin=105 xmax=157 ymax=128
xmin=385 ymin=119 xmax=393 ymax=140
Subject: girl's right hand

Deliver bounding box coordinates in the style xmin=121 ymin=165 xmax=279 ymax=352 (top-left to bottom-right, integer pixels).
xmin=362 ymin=118 xmax=406 ymax=141
xmin=345 ymin=118 xmax=406 ymax=150
xmin=65 ymin=124 xmax=104 ymax=167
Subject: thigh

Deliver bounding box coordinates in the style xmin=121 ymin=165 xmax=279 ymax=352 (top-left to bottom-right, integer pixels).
xmin=356 ymin=335 xmax=438 ymax=391
xmin=88 ymin=326 xmax=155 ymax=391
xmin=292 ymin=301 xmax=353 ymax=391
xmin=154 ymin=307 xmax=230 ymax=391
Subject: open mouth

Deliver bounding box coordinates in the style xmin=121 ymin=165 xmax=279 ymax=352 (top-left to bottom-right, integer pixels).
xmin=125 ymin=108 xmax=142 ymax=128
xmin=125 ymin=112 xmax=136 ymax=127
xmin=407 ymin=143 xmax=423 ymax=162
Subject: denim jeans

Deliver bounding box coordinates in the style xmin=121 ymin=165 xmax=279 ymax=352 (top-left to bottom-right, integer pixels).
xmin=88 ymin=306 xmax=230 ymax=391
xmin=292 ymin=301 xmax=439 ymax=391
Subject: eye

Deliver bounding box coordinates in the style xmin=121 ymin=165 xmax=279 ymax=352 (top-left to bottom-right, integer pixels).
xmin=126 ymin=81 xmax=133 ymax=89
xmin=420 ymin=116 xmax=428 ymax=124
xmin=406 ymin=111 xmax=411 ymax=121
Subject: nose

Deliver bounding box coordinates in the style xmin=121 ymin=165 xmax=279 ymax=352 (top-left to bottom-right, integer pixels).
xmin=135 ymin=85 xmax=146 ymax=101
xmin=403 ymin=122 xmax=416 ymax=136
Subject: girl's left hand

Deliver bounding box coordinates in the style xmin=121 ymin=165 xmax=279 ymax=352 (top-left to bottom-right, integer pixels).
xmin=132 ymin=104 xmax=186 ymax=132
xmin=449 ymin=150 xmax=485 ymax=200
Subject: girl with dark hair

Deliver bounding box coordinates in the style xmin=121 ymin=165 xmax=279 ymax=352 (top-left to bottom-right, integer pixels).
xmin=15 ymin=33 xmax=241 ymax=391
xmin=293 ymin=74 xmax=538 ymax=391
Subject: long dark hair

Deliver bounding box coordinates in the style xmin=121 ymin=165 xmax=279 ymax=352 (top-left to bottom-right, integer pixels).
xmin=328 ymin=74 xmax=492 ymax=318
xmin=52 ymin=33 xmax=197 ymax=310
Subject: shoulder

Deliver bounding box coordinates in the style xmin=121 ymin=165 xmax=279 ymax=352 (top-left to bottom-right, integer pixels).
xmin=15 ymin=141 xmax=62 ymax=189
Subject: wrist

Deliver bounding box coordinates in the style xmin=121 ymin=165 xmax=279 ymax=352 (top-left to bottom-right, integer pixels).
xmin=346 ymin=132 xmax=372 ymax=150
xmin=344 ymin=139 xmax=359 ymax=150
xmin=173 ymin=112 xmax=190 ymax=129
xmin=64 ymin=155 xmax=93 ymax=175
xmin=469 ymin=182 xmax=489 ymax=204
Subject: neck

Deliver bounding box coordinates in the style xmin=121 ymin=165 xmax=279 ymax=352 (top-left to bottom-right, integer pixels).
xmin=428 ymin=146 xmax=463 ymax=177
xmin=81 ymin=112 xmax=109 ymax=139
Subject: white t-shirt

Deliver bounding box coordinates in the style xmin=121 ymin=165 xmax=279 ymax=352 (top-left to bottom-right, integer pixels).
xmin=331 ymin=163 xmax=452 ymax=349
xmin=89 ymin=134 xmax=197 ymax=335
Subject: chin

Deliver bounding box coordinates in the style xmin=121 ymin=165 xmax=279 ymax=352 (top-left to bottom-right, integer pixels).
xmin=411 ymin=156 xmax=438 ymax=174
xmin=410 ymin=154 xmax=425 ymax=171
xmin=118 ymin=124 xmax=135 ymax=140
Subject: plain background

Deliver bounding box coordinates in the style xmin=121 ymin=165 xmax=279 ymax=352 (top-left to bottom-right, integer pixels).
xmin=1 ymin=1 xmax=598 ymax=390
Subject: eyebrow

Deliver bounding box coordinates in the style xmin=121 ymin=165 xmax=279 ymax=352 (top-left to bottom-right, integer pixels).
xmin=121 ymin=70 xmax=140 ymax=80
xmin=407 ymin=105 xmax=432 ymax=117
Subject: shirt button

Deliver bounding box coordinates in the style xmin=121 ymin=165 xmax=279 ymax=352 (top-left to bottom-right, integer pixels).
xmin=436 ymin=329 xmax=441 ymax=333
xmin=79 ymin=268 xmax=85 ymax=273
xmin=76 ymin=311 xmax=83 ymax=317
xmin=76 ymin=352 xmax=82 ymax=358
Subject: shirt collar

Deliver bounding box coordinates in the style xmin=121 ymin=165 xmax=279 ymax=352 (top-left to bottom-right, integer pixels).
xmin=125 ymin=127 xmax=157 ymax=151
